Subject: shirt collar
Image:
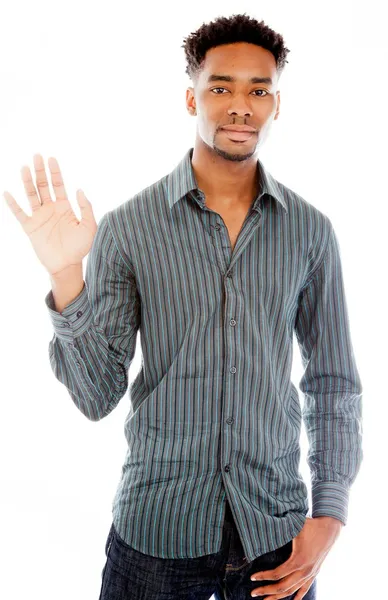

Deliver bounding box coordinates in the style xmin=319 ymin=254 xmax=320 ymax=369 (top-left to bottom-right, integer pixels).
xmin=166 ymin=147 xmax=288 ymax=214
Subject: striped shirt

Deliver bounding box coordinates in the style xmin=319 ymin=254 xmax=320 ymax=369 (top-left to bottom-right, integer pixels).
xmin=45 ymin=147 xmax=363 ymax=561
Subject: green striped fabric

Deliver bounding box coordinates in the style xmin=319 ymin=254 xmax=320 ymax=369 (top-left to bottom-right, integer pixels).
xmin=45 ymin=147 xmax=363 ymax=561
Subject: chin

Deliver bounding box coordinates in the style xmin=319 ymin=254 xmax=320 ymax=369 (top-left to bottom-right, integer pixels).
xmin=213 ymin=143 xmax=256 ymax=162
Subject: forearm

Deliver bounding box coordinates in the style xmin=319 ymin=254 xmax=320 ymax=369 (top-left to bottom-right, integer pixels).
xmin=314 ymin=515 xmax=344 ymax=530
xmin=50 ymin=263 xmax=84 ymax=313
xmin=46 ymin=285 xmax=135 ymax=421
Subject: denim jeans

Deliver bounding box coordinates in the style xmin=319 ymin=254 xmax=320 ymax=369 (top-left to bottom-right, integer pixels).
xmin=98 ymin=500 xmax=317 ymax=599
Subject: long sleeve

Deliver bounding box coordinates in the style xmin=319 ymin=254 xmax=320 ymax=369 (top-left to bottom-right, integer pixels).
xmin=294 ymin=221 xmax=363 ymax=526
xmin=45 ymin=212 xmax=141 ymax=421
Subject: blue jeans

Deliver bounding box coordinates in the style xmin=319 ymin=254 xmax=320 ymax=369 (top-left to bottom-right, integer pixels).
xmin=98 ymin=500 xmax=317 ymax=599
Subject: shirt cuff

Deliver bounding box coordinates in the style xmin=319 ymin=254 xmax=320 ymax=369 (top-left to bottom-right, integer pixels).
xmin=45 ymin=284 xmax=93 ymax=342
xmin=311 ymin=480 xmax=349 ymax=526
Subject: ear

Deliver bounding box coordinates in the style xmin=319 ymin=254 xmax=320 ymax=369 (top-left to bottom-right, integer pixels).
xmin=186 ymin=87 xmax=196 ymax=115
xmin=274 ymin=91 xmax=281 ymax=121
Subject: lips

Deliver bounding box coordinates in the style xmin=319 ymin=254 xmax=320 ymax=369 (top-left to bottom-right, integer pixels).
xmin=221 ymin=125 xmax=256 ymax=133
xmin=221 ymin=129 xmax=255 ymax=141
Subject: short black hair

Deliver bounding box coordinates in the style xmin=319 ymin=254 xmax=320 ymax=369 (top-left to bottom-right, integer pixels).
xmin=181 ymin=13 xmax=290 ymax=85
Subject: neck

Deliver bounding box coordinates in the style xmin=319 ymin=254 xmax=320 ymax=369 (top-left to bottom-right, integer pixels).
xmin=191 ymin=136 xmax=260 ymax=205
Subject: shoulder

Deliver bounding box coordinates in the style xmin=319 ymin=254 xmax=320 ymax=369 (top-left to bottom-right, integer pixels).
xmin=274 ymin=178 xmax=335 ymax=282
xmin=275 ymin=176 xmax=333 ymax=245
xmin=108 ymin=175 xmax=168 ymax=224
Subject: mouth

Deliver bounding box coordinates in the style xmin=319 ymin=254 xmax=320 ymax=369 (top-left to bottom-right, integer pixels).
xmin=220 ymin=129 xmax=255 ymax=142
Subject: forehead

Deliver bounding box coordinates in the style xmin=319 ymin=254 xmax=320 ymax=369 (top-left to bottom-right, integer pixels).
xmin=201 ymin=42 xmax=277 ymax=78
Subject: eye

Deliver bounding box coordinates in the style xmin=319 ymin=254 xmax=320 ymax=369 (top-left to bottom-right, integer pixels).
xmin=210 ymin=87 xmax=268 ymax=97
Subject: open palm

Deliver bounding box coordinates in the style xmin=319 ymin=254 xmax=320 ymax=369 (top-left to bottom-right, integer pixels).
xmin=3 ymin=154 xmax=97 ymax=276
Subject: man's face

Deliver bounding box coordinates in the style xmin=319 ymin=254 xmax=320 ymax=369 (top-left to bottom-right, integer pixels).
xmin=186 ymin=42 xmax=281 ymax=162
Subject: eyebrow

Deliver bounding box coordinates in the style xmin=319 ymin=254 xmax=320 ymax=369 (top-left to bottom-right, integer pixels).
xmin=207 ymin=74 xmax=273 ymax=85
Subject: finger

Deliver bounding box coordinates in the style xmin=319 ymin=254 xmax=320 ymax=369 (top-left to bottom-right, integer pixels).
xmin=251 ymin=562 xmax=292 ymax=582
xmin=293 ymin=577 xmax=315 ymax=600
xmin=47 ymin=155 xmax=69 ymax=204
xmin=76 ymin=189 xmax=95 ymax=224
xmin=3 ymin=191 xmax=31 ymax=227
xmin=33 ymin=153 xmax=53 ymax=205
xmin=251 ymin=579 xmax=299 ymax=598
xmin=21 ymin=163 xmax=42 ymax=212
xmin=257 ymin=573 xmax=314 ymax=600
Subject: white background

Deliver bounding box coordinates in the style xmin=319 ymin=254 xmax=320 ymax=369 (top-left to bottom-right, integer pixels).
xmin=0 ymin=1 xmax=386 ymax=599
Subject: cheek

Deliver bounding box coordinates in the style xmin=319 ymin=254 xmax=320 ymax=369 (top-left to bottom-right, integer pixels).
xmin=197 ymin=117 xmax=217 ymax=141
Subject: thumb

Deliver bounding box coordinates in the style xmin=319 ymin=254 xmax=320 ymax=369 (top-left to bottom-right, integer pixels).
xmin=76 ymin=189 xmax=95 ymax=222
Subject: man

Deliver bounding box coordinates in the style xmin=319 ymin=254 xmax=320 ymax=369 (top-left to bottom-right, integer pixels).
xmin=3 ymin=13 xmax=362 ymax=600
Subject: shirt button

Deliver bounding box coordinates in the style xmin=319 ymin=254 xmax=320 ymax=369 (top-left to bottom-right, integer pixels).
xmin=224 ymin=465 xmax=231 ymax=472
xmin=226 ymin=417 xmax=234 ymax=424
xmin=230 ymin=366 xmax=236 ymax=374
xmin=62 ymin=322 xmax=70 ymax=327
xmin=226 ymin=270 xmax=234 ymax=278
xmin=230 ymin=319 xmax=236 ymax=326
xmin=214 ymin=223 xmax=221 ymax=230
xmin=76 ymin=311 xmax=83 ymax=318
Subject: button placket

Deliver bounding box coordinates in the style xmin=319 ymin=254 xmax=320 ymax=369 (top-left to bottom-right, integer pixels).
xmin=222 ymin=255 xmax=239 ymax=489
xmin=211 ymin=215 xmax=232 ymax=272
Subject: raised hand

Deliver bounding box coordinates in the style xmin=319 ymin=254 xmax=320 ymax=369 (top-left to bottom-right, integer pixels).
xmin=3 ymin=154 xmax=98 ymax=276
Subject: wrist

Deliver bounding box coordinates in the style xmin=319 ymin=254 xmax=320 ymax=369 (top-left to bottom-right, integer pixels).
xmin=50 ymin=263 xmax=84 ymax=313
xmin=50 ymin=263 xmax=83 ymax=282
